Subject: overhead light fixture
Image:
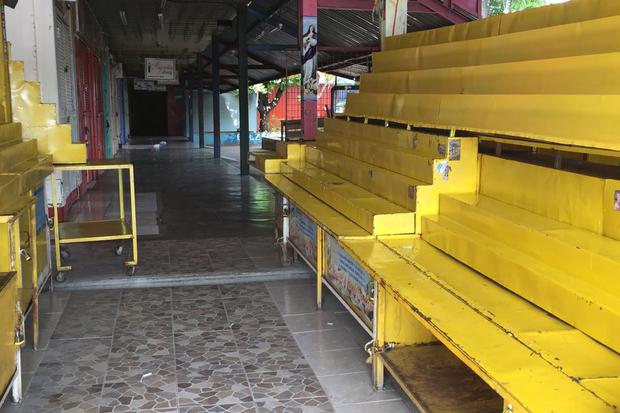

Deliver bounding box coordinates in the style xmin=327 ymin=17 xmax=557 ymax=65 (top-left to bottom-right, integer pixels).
xmin=120 ymin=10 xmax=128 ymax=26
xmin=158 ymin=13 xmax=164 ymax=30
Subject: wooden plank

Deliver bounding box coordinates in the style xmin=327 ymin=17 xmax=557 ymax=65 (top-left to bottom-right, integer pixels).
xmin=381 ymin=344 xmax=503 ymax=413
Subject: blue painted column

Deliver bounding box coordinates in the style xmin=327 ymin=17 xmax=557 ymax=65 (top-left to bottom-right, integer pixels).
xmin=197 ymin=54 xmax=205 ymax=148
xmin=187 ymin=75 xmax=194 ymax=142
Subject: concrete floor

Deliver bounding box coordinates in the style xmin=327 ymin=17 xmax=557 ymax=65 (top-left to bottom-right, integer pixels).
xmin=1 ymin=141 xmax=415 ymax=412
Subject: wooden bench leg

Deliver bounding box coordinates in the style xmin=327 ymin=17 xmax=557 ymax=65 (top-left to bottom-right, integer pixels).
xmin=316 ymin=227 xmax=324 ymax=310
xmin=373 ymin=285 xmax=386 ymax=391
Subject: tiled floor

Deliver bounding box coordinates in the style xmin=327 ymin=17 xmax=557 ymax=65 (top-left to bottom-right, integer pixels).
xmin=54 ymin=142 xmax=310 ymax=288
xmin=2 ymin=280 xmax=415 ymax=413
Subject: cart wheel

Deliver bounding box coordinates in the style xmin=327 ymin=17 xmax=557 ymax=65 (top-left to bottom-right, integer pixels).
xmin=126 ymin=266 xmax=136 ymax=276
xmin=60 ymin=249 xmax=71 ymax=260
xmin=55 ymin=272 xmax=66 ymax=283
xmin=115 ymin=245 xmax=124 ymax=256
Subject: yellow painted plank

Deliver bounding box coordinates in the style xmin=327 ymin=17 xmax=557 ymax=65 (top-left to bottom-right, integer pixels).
xmin=375 ymin=15 xmax=620 ymax=73
xmin=305 ymin=146 xmax=423 ymax=211
xmin=421 ymin=213 xmax=620 ymax=354
xmin=604 ymin=179 xmax=620 ymax=241
xmin=384 ymin=0 xmax=620 ymax=50
xmin=316 ymin=131 xmax=435 ymax=182
xmin=581 ymin=378 xmax=620 ymax=408
xmin=0 ymin=140 xmax=38 ymax=171
xmin=263 ymin=174 xmax=369 ymax=238
xmin=361 ymin=52 xmax=620 ymax=95
xmin=0 ymin=272 xmax=17 ymax=393
xmin=324 ymin=118 xmax=443 ymax=157
xmin=58 ymin=220 xmax=132 ymax=244
xmin=282 ymin=161 xmax=415 ymax=235
xmin=439 ymin=193 xmax=620 ymax=291
xmin=480 ymin=155 xmax=606 ymax=234
xmin=0 ymin=175 xmax=19 ymax=202
xmin=0 ymin=156 xmax=53 ymax=195
xmin=380 ymin=236 xmax=620 ymax=397
xmin=0 ymin=123 xmax=21 ymax=148
xmin=341 ymin=237 xmax=614 ymax=412
xmin=22 ymin=124 xmax=87 ymax=164
xmin=346 ymin=92 xmax=620 ymax=152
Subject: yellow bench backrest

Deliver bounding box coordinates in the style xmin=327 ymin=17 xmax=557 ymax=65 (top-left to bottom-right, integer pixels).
xmin=480 ymin=155 xmax=620 ymax=240
xmin=384 ymin=0 xmax=620 ymax=51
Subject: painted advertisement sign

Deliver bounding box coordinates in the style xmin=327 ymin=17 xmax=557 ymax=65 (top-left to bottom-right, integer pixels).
xmin=289 ymin=204 xmax=317 ymax=265
xmin=301 ymin=16 xmax=318 ymax=100
xmin=325 ymin=234 xmax=374 ymax=325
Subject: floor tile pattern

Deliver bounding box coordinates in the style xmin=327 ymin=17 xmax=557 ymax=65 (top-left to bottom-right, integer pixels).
xmin=2 ymin=280 xmax=414 ymax=413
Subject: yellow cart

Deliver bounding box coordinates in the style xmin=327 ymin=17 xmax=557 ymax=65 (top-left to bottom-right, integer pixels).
xmin=51 ymin=161 xmax=138 ymax=282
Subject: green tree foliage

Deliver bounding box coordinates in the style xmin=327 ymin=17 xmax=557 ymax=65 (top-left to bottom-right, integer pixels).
xmin=487 ymin=0 xmax=547 ymax=16
xmin=251 ymin=75 xmax=301 ymax=132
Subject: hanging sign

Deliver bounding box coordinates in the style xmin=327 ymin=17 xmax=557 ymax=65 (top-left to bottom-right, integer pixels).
xmin=145 ymin=58 xmax=176 ymax=81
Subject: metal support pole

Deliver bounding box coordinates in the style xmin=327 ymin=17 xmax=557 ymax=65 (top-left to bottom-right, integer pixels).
xmin=187 ymin=76 xmax=194 ymax=142
xmin=182 ymin=76 xmax=188 ymax=139
xmin=197 ymin=55 xmax=205 ymax=149
xmin=212 ymin=36 xmax=221 ymax=159
xmin=29 ymin=201 xmax=38 ymax=350
xmin=299 ymin=0 xmax=318 ymax=141
xmin=238 ymin=3 xmax=250 ymax=175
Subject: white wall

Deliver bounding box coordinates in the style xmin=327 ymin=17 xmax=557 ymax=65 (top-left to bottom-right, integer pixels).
xmin=6 ymin=0 xmax=59 ymax=107
xmin=191 ymin=90 xmax=258 ymax=133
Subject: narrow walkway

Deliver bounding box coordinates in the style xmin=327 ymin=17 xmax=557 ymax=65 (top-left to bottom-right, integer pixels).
xmin=2 ymin=140 xmax=415 ymax=412
xmin=1 ymin=280 xmax=414 ymax=413
xmin=57 ymin=140 xmax=308 ymax=289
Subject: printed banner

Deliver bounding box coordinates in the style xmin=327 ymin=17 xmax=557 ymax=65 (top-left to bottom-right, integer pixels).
xmin=289 ymin=204 xmax=317 ymax=265
xmin=301 ymin=16 xmax=318 ymax=100
xmin=325 ymin=234 xmax=374 ymax=324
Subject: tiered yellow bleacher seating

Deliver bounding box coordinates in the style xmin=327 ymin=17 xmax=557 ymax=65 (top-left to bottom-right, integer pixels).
xmin=9 ymin=61 xmax=86 ymax=164
xmin=257 ymin=0 xmax=620 ymax=410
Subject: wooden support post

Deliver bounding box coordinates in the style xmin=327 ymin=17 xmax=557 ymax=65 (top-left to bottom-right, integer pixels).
xmin=316 ymin=226 xmax=324 ymax=309
xmin=373 ymin=284 xmax=386 ymax=390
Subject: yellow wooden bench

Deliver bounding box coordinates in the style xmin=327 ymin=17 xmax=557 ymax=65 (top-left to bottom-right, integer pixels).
xmin=384 ymin=0 xmax=620 ymax=50
xmin=256 ymin=1 xmax=620 ymax=410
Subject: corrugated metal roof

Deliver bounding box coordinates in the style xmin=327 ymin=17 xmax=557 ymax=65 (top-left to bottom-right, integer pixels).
xmin=89 ymin=0 xmax=473 ymax=90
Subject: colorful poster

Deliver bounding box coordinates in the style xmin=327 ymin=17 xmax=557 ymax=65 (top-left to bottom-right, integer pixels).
xmin=289 ymin=204 xmax=317 ymax=265
xmin=325 ymin=235 xmax=374 ymax=324
xmin=301 ymin=16 xmax=318 ymax=100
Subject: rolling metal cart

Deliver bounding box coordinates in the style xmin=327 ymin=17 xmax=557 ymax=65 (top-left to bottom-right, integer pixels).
xmin=51 ymin=161 xmax=138 ymax=282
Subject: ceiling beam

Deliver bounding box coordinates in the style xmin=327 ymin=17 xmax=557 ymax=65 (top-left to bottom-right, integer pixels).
xmin=317 ymin=0 xmax=469 ymax=22
xmin=216 ymin=0 xmax=290 ymax=59
xmin=248 ymin=44 xmax=296 ymax=52
xmin=319 ymin=46 xmax=379 ymax=52
xmin=247 ymin=4 xmax=297 ymax=37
